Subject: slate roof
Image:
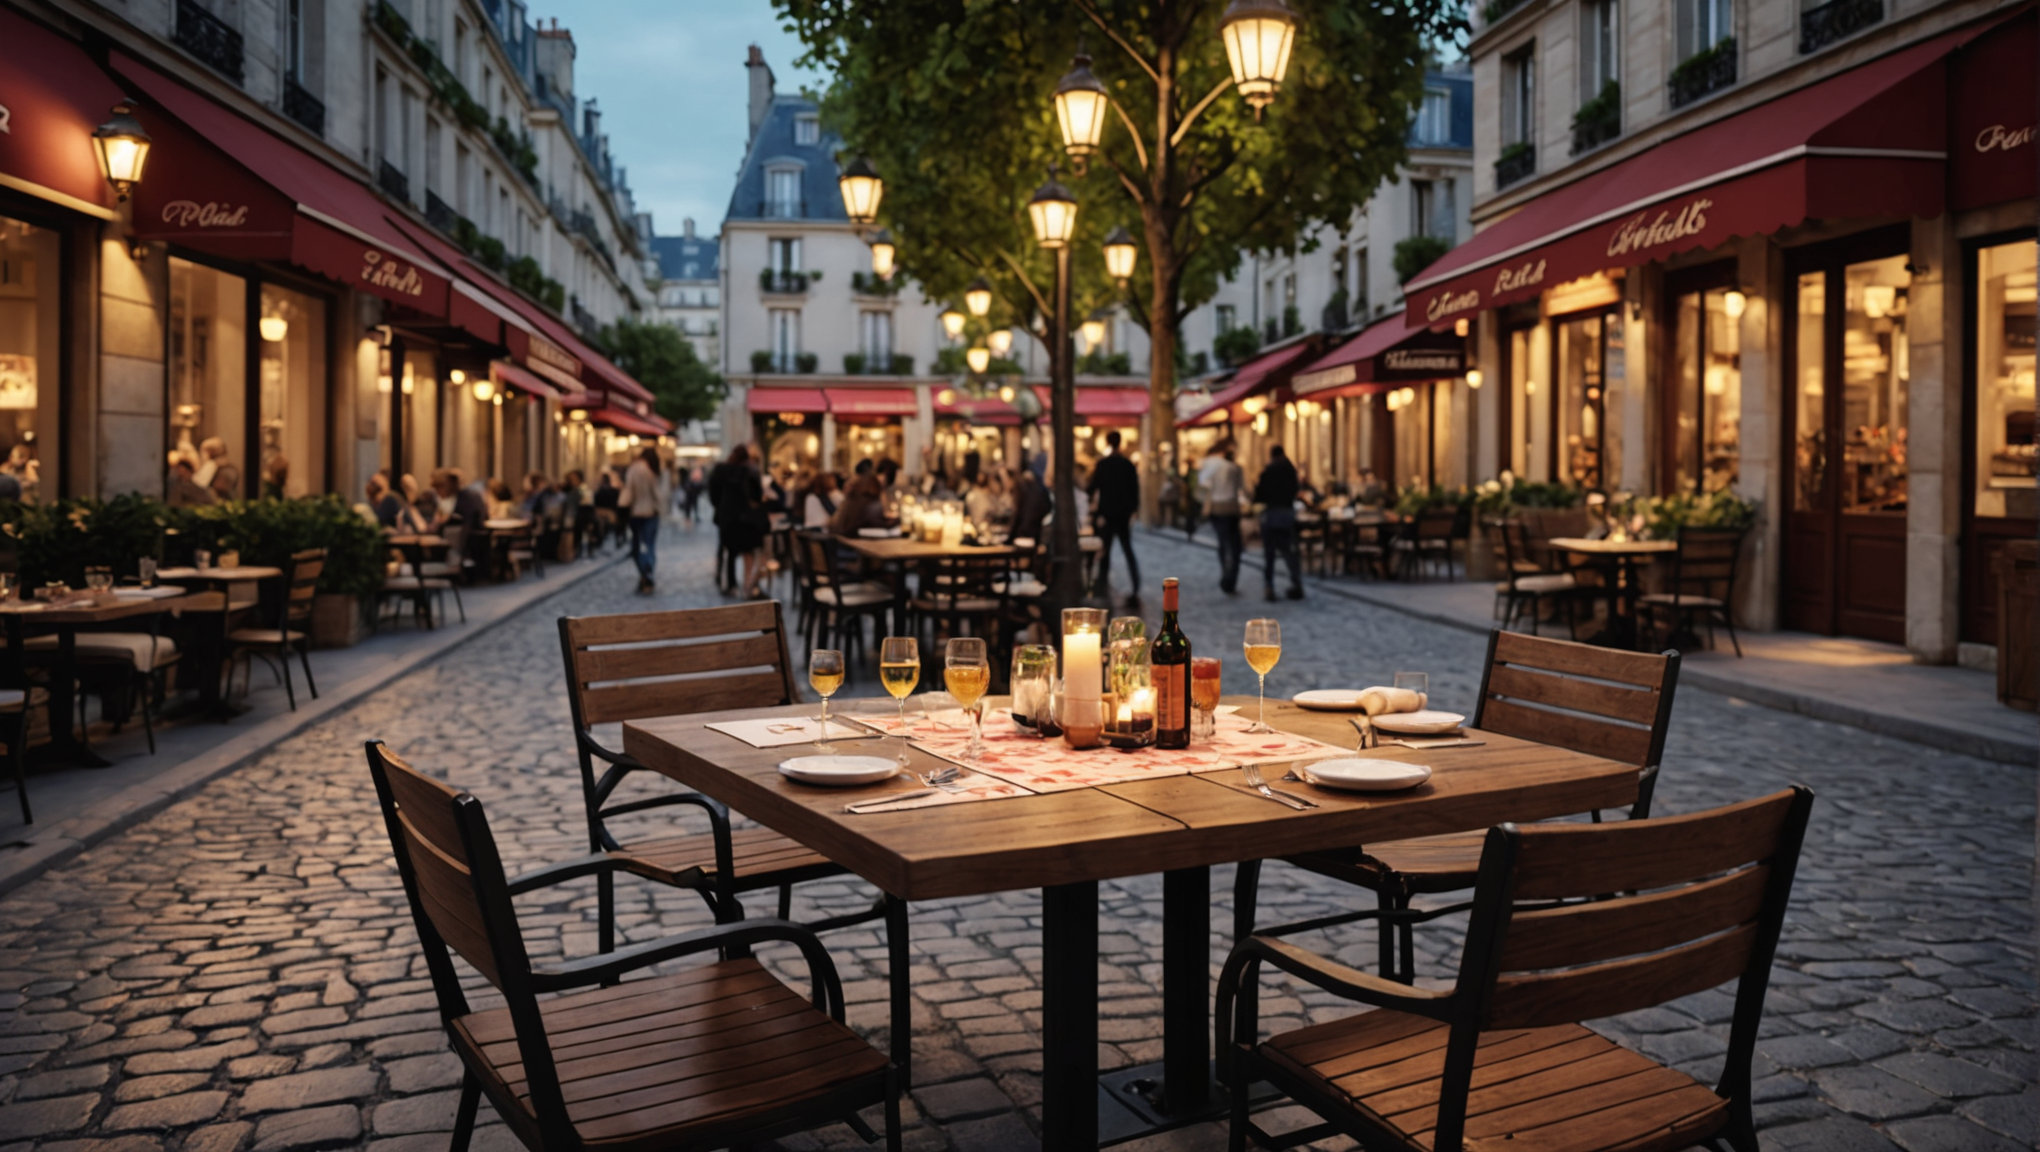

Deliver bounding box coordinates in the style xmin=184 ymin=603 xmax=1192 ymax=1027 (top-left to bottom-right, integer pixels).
xmin=725 ymin=95 xmax=849 ymax=222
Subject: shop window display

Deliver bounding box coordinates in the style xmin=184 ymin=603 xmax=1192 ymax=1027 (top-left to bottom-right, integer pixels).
xmin=1839 ymin=255 xmax=1909 ymax=515
xmin=169 ymin=258 xmax=248 ymax=499
xmin=1974 ymin=240 xmax=2036 ymax=520
xmin=0 ymin=217 xmax=58 ymax=500
xmin=1672 ymin=286 xmax=1743 ymax=492
xmin=257 ymin=283 xmax=325 ymax=497
xmin=1555 ymin=309 xmax=1616 ymax=489
xmin=1792 ymin=271 xmax=1826 ymax=512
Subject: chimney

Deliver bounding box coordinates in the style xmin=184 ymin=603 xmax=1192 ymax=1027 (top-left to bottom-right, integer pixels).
xmin=683 ymin=217 xmax=696 ymax=240
xmin=583 ymin=98 xmax=601 ymax=142
xmin=747 ymin=44 xmax=775 ymax=135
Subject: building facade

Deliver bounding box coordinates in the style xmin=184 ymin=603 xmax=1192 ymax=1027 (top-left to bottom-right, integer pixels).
xmin=650 ymin=219 xmax=721 ymax=366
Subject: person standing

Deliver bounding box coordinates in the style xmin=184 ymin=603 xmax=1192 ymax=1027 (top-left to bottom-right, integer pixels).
xmin=1198 ymin=439 xmax=1246 ymax=595
xmin=1087 ymin=430 xmax=1142 ymax=602
xmin=624 ymin=447 xmax=662 ymax=595
xmin=1253 ymin=444 xmax=1304 ymax=602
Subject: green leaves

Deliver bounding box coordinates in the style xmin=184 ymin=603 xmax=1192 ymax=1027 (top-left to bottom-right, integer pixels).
xmin=600 ymin=319 xmax=729 ymax=425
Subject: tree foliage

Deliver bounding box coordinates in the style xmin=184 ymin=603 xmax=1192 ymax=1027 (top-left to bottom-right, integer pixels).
xmin=601 ymin=318 xmax=728 ymax=425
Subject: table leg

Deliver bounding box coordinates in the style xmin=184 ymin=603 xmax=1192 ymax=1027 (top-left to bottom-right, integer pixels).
xmin=1041 ymin=880 xmax=1099 ymax=1150
xmin=1162 ymin=866 xmax=1211 ymax=1114
xmin=33 ymin=628 xmax=109 ymax=769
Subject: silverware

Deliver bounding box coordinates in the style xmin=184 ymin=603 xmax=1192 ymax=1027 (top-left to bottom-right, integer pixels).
xmin=844 ymin=788 xmax=937 ymax=812
xmin=918 ymin=767 xmax=964 ymax=792
xmin=1382 ymin=737 xmax=1484 ymax=750
xmin=1241 ymin=764 xmax=1317 ymax=810
xmin=1348 ymin=716 xmax=1376 ymax=750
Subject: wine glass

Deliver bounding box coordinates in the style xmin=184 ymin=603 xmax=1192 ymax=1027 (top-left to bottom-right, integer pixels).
xmin=1191 ymin=656 xmax=1223 ymax=743
xmin=1394 ymin=671 xmax=1429 ymax=709
xmin=0 ymin=572 xmax=17 ymax=602
xmin=879 ymin=636 xmax=920 ymax=763
xmin=809 ymin=649 xmax=845 ymax=751
xmin=85 ymin=567 xmax=113 ymax=593
xmin=1242 ymin=619 xmax=1281 ymax=733
xmin=944 ymin=637 xmax=990 ymax=764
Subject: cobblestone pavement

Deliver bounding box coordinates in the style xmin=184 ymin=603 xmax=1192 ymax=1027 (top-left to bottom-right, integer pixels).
xmin=0 ymin=526 xmax=2031 ymax=1152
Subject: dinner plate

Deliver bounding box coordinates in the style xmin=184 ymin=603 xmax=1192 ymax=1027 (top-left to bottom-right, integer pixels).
xmin=778 ymin=755 xmax=902 ymax=786
xmin=1292 ymin=689 xmax=1367 ymax=711
xmin=1299 ymin=758 xmax=1433 ymax=792
xmin=114 ymin=586 xmax=184 ymax=599
xmin=1370 ymin=709 xmax=1466 ymax=735
xmin=857 ymin=527 xmax=902 ymax=538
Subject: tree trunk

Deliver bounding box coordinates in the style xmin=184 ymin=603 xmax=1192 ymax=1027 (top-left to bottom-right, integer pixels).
xmin=1142 ymin=239 xmax=1180 ymax=529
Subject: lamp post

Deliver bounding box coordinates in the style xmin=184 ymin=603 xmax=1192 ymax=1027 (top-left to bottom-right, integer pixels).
xmin=93 ymin=101 xmax=153 ymax=202
xmin=1027 ymin=170 xmax=1083 ymax=609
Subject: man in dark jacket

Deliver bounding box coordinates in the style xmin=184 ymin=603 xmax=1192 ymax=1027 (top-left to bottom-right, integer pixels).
xmin=1086 ymin=431 xmax=1142 ymax=601
xmin=1010 ymin=466 xmax=1052 ymax=545
xmin=1252 ymin=444 xmax=1304 ymax=601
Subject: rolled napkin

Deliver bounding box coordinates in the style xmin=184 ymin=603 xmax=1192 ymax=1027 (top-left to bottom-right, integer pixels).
xmin=1357 ymin=686 xmax=1428 ymax=716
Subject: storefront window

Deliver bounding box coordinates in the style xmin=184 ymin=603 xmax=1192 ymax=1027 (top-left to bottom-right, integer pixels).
xmin=1792 ymin=271 xmax=1825 ymax=512
xmin=834 ymin=422 xmax=902 ymax=476
xmin=1840 ymin=255 xmax=1909 ymax=514
xmin=1554 ymin=310 xmax=1614 ymax=489
xmin=0 ymin=217 xmax=57 ymax=500
xmin=257 ymin=284 xmax=325 ymax=497
xmin=169 ymin=258 xmax=249 ymax=498
xmin=1672 ymin=287 xmax=1742 ymax=492
xmin=1508 ymin=326 xmax=1543 ymax=480
xmin=1973 ymin=240 xmax=2036 ymax=519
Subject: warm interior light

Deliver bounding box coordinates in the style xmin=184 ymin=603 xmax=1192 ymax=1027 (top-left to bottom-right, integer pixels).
xmin=1028 ymin=174 xmax=1079 ymax=249
xmin=937 ymin=387 xmax=958 ymax=406
xmin=492 ymin=392 xmax=504 ymax=407
xmin=869 ymin=229 xmax=896 ymax=280
xmin=966 ymin=346 xmax=991 ymax=374
xmin=472 ymin=379 xmax=496 ymax=403
xmin=837 ymin=155 xmax=884 ymax=224
xmin=1284 ymin=401 xmax=1297 ymax=422
xmin=93 ymin=102 xmax=153 ymax=200
xmin=1102 ymin=227 xmax=1138 ymax=282
xmin=400 ymin=365 xmax=415 ymax=395
xmin=569 ymin=408 xmax=588 ymax=422
xmin=1454 ymin=318 xmax=1469 ymax=337
xmin=1219 ymin=0 xmax=1297 ymax=114
xmin=987 ymin=329 xmax=1013 ymax=356
xmin=450 ymin=368 xmax=468 ymax=385
xmin=377 ymin=375 xmax=393 ymax=394
xmin=1862 ymin=285 xmax=1896 ymax=319
xmin=999 ymin=384 xmax=1016 ymax=403
xmin=1252 ymin=411 xmax=1269 ymax=435
xmin=1080 ymin=318 xmax=1108 ymax=353
xmin=259 ymin=316 xmax=288 ymax=343
xmin=1319 ymin=408 xmax=1332 ymax=425
xmin=1722 ymin=290 xmax=1748 ymax=319
xmin=941 ymin=309 xmax=967 ymax=339
xmin=1054 ymin=54 xmax=1110 ymax=159
xmin=965 ymin=278 xmax=993 ymax=317
xmin=1466 ymin=368 xmax=1483 ymax=389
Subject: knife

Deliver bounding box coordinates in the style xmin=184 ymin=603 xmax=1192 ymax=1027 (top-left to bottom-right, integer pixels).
xmin=844 ymin=788 xmax=937 ymax=812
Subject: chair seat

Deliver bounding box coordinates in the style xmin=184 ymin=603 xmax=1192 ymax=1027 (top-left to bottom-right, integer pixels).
xmin=452 ymin=960 xmax=890 ymax=1152
xmin=613 ymin=825 xmax=841 ymax=890
xmin=1285 ymin=831 xmax=1487 ymax=895
xmin=1638 ymin=592 xmax=1723 ymax=609
xmin=911 ymin=595 xmax=1001 ymax=613
xmin=996 ymin=577 xmax=1048 ymax=599
xmin=384 ymin=576 xmax=454 ymax=591
xmin=26 ymin=633 xmax=179 ymax=672
xmin=1502 ymin=574 xmax=1577 ymax=594
xmin=1259 ymin=1010 xmax=1726 ymax=1152
xmin=0 ymin=687 xmax=35 ymax=711
xmin=813 ymin=585 xmax=891 ymax=609
xmin=227 ymin=628 xmax=307 ymax=646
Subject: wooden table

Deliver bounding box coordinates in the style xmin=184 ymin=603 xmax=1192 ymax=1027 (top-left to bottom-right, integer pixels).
xmin=1548 ymin=537 xmax=1676 ymax=649
xmin=836 ymin=537 xmax=1027 ymax=638
xmin=625 ymin=697 xmax=1637 ymax=1148
xmin=1 ymin=592 xmax=224 ymax=765
xmin=157 ymin=568 xmax=284 ymax=715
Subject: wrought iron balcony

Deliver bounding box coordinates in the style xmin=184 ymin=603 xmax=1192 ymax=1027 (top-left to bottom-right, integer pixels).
xmin=1495 ymin=142 xmax=1536 ymax=189
xmin=425 ymin=191 xmax=457 ymax=233
xmin=1571 ymin=112 xmax=1620 ymax=156
xmin=1668 ymin=42 xmax=1738 ymax=108
xmin=760 ymin=270 xmax=810 ymax=294
xmin=378 ymin=160 xmax=410 ymax=203
xmin=282 ymin=76 xmax=325 ymax=135
xmin=760 ymin=199 xmax=807 ymax=219
xmin=1800 ymin=0 xmax=1881 ymax=54
xmin=176 ymin=0 xmax=244 ymax=84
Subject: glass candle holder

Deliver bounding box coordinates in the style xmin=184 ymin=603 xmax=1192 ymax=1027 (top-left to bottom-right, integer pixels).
xmin=1061 ymin=607 xmax=1107 ymax=728
xmin=1058 ymin=693 xmax=1106 ymax=750
xmin=1104 ymin=616 xmax=1154 ymax=749
xmin=1010 ymin=645 xmax=1059 ymax=736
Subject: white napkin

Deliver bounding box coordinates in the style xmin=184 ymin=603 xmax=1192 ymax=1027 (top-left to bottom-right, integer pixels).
xmin=1357 ymin=686 xmax=1428 ymax=716
xmin=706 ymin=718 xmax=877 ymax=748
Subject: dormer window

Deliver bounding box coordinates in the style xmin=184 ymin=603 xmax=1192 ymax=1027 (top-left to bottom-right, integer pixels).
xmin=794 ymin=114 xmax=820 ymax=146
xmin=765 ymin=165 xmax=804 ymax=218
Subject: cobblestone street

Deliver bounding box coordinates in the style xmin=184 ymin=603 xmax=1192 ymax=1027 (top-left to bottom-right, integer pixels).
xmin=0 ymin=525 xmax=2031 ymax=1152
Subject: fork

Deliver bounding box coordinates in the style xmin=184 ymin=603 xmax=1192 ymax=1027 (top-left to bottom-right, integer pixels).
xmin=919 ymin=766 xmax=965 ymax=792
xmin=1242 ymin=764 xmax=1317 ymax=809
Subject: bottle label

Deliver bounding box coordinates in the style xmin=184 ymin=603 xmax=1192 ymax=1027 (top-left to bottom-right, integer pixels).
xmin=1156 ymin=664 xmax=1186 ymax=731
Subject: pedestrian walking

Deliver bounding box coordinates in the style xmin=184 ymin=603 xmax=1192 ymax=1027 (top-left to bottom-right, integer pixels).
xmin=624 ymin=447 xmax=662 ymax=595
xmin=1087 ymin=430 xmax=1142 ymax=602
xmin=1253 ymin=444 xmax=1304 ymax=602
xmin=1198 ymin=438 xmax=1245 ymax=595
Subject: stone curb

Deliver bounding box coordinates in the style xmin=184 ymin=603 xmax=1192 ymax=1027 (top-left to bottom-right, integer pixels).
xmin=1140 ymin=526 xmax=2035 ymax=767
xmin=0 ymin=552 xmax=630 ymax=898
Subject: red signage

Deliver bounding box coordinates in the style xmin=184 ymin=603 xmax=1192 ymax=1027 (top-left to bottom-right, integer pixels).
xmin=0 ymin=8 xmax=127 ymax=217
xmin=1949 ymin=9 xmax=2037 ymax=212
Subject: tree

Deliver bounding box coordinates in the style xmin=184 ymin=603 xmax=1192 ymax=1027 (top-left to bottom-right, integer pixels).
xmin=780 ymin=0 xmax=1458 ymax=521
xmin=600 ymin=318 xmax=728 ymax=426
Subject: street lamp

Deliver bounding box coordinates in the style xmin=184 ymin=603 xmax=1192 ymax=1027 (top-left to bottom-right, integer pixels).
xmin=940 ymin=308 xmax=967 ymax=340
xmin=837 ymin=155 xmax=884 ymax=224
xmin=964 ymin=277 xmax=994 ymax=317
xmin=966 ymin=346 xmax=991 ymax=374
xmin=1219 ymin=0 xmax=1298 ymax=116
xmin=93 ymin=101 xmax=153 ymax=202
xmin=987 ymin=329 xmax=1013 ymax=356
xmin=1030 ymin=170 xmax=1082 ymax=609
xmin=472 ymin=379 xmax=496 ymax=403
xmin=1080 ymin=315 xmax=1107 ymax=353
xmin=1053 ymin=53 xmax=1110 ymax=163
xmin=1102 ymin=227 xmax=1138 ymax=284
xmin=1027 ymin=171 xmax=1079 ymax=249
xmin=868 ymin=228 xmax=896 ymax=280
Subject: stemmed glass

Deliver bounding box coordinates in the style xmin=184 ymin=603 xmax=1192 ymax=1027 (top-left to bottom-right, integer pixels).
xmin=879 ymin=636 xmax=920 ymax=764
xmin=809 ymin=649 xmax=845 ymax=751
xmin=1242 ymin=619 xmax=1281 ymax=733
xmin=1394 ymin=671 xmax=1429 ymax=708
xmin=944 ymin=637 xmax=990 ymax=765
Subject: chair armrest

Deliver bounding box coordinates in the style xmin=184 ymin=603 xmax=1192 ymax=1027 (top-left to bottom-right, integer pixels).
xmin=1243 ymin=935 xmax=1454 ymax=1018
xmin=505 ymin=852 xmax=631 ymax=896
xmin=527 ymin=917 xmax=846 ymax=1017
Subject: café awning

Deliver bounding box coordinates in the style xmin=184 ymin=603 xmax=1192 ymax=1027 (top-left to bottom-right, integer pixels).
xmin=583 ymin=404 xmax=669 ymax=437
xmin=490 ymin=360 xmax=562 ymax=400
xmin=1402 ymin=16 xmax=2002 ymax=327
xmin=825 ymin=388 xmax=919 ymax=418
xmin=937 ymin=391 xmax=1020 ymax=424
xmin=1291 ymin=317 xmax=1465 ymax=397
xmin=380 ymin=214 xmax=590 ymax=392
xmin=746 ymin=388 xmax=828 ymax=414
xmin=1032 ymin=386 xmax=1149 ymax=426
xmin=112 ymin=52 xmax=454 ymax=315
xmin=1175 ymin=340 xmax=1317 ymax=427
xmin=0 ymin=8 xmax=125 ymax=220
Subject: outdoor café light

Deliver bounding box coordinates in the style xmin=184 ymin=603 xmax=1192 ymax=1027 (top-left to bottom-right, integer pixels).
xmin=987 ymin=329 xmax=1013 ymax=356
xmin=569 ymin=407 xmax=588 ymax=422
xmin=1102 ymin=227 xmax=1138 ymax=284
xmin=1723 ymin=290 xmax=1748 ymax=319
xmin=93 ymin=102 xmax=153 ymax=201
xmin=869 ymin=229 xmax=896 ymax=280
xmin=999 ymin=384 xmax=1017 ymax=403
xmin=1080 ymin=316 xmax=1107 ymax=352
xmin=492 ymin=392 xmax=504 ymax=407
xmin=472 ymin=378 xmax=496 ymax=403
xmin=937 ymin=387 xmax=958 ymax=406
xmin=449 ymin=369 xmax=468 ymax=385
xmin=965 ymin=277 xmax=994 ymax=317
xmin=1053 ymin=53 xmax=1110 ymax=162
xmin=259 ymin=316 xmax=289 ymax=343
xmin=1466 ymin=368 xmax=1484 ymax=389
xmin=967 ymin=346 xmax=991 ymax=374
xmin=1027 ymin=171 xmax=1078 ymax=250
xmin=1454 ymin=318 xmax=1469 ymax=337
xmin=1219 ymin=0 xmax=1297 ymax=116
xmin=837 ymin=155 xmax=884 ymax=225
xmin=940 ymin=308 xmax=968 ymax=340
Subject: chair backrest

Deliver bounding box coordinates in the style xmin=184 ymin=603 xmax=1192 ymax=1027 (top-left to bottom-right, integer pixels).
xmin=1417 ymin=507 xmax=1458 ymax=541
xmin=1490 ymin=519 xmax=1532 ymax=585
xmin=1471 ymin=628 xmax=1680 ymax=773
xmin=558 ymin=601 xmax=803 ymax=736
xmin=918 ymin=554 xmax=1004 ymax=608
xmin=284 ymin=549 xmax=323 ymax=624
xmin=1672 ymin=525 xmax=1744 ymax=598
xmin=796 ymin=530 xmax=843 ymax=592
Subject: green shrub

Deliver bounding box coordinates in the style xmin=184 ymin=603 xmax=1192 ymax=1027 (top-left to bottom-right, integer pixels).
xmin=794 ymin=352 xmax=819 ymax=374
xmin=842 ymin=353 xmax=867 ymax=375
xmin=887 ymin=354 xmax=915 ymax=376
xmin=751 ymin=350 xmax=775 ymax=373
xmin=1639 ymin=488 xmax=1757 ymax=540
xmin=1213 ymin=326 xmax=1260 ymax=367
xmin=1394 ymin=235 xmax=1451 ymax=285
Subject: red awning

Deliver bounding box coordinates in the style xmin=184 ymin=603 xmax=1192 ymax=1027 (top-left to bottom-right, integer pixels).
xmin=746 ymin=387 xmax=829 ymax=414
xmin=1175 ymin=340 xmax=1317 ymax=427
xmin=1292 ymin=317 xmax=1465 ymax=395
xmin=1402 ymin=18 xmax=2001 ymax=327
xmin=584 ymin=405 xmax=669 ymax=437
xmin=491 ymin=360 xmax=561 ymax=400
xmin=826 ymin=388 xmax=918 ymax=417
xmin=0 ymin=9 xmax=125 ymax=219
xmin=1030 ymin=386 xmax=1149 ymax=424
xmin=1949 ymin=8 xmax=2036 ymax=212
xmin=381 ymin=213 xmax=588 ymax=390
xmin=112 ymin=52 xmax=454 ymax=315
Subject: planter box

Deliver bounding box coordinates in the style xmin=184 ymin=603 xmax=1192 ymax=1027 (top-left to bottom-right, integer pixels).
xmin=311 ymin=593 xmax=369 ymax=649
xmin=1465 ymin=520 xmax=1500 ymax=581
xmin=1994 ymin=539 xmax=2037 ymax=712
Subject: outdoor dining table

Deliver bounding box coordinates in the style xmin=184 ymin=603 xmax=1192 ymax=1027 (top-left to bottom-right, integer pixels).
xmin=623 ymin=695 xmax=1638 ymax=1149
xmin=156 ymin=567 xmax=285 ymax=717
xmin=835 ymin=535 xmax=1027 ymax=637
xmin=0 ymin=590 xmax=225 ymax=766
xmin=1547 ymin=537 xmax=1676 ymax=649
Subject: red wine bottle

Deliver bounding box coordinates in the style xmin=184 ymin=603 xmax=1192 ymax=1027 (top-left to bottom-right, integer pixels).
xmin=1153 ymin=577 xmax=1191 ymax=749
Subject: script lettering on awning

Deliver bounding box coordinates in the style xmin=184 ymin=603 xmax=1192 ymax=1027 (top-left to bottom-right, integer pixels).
xmin=1606 ymin=198 xmax=1712 ymax=258
xmin=526 ymin=331 xmax=581 ymax=377
xmin=360 ymin=249 xmax=425 ymax=298
xmin=162 ymin=200 xmax=251 ymax=228
xmin=0 ymin=104 xmax=11 ymax=134
xmin=1383 ymin=349 xmax=1462 ymax=372
xmin=1425 ymin=287 xmax=1480 ymax=322
xmin=1975 ymin=123 xmax=2036 ymax=153
xmin=1493 ymin=258 xmax=1547 ymax=296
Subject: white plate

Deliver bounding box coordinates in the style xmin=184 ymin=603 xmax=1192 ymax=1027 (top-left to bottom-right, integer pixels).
xmin=857 ymin=527 xmax=902 ymax=538
xmin=1300 ymin=758 xmax=1433 ymax=792
xmin=1371 ymin=710 xmax=1466 ymax=735
xmin=1292 ymin=689 xmax=1367 ymax=711
xmin=778 ymin=755 xmax=902 ymax=787
xmin=114 ymin=586 xmax=184 ymax=599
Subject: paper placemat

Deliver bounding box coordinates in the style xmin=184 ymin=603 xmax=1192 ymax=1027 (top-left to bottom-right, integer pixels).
xmin=706 ymin=717 xmax=881 ymax=749
xmin=840 ymin=776 xmax=1035 ymax=814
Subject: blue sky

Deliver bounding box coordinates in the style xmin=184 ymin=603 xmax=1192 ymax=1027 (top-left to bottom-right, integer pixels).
xmin=540 ymin=1 xmax=824 ymax=239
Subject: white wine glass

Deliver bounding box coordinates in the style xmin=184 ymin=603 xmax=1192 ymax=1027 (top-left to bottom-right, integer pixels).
xmin=880 ymin=636 xmax=920 ymax=764
xmin=809 ymin=649 xmax=845 ymax=751
xmin=1243 ymin=619 xmax=1281 ymax=734
xmin=1394 ymin=671 xmax=1428 ymax=708
xmin=944 ymin=637 xmax=990 ymax=765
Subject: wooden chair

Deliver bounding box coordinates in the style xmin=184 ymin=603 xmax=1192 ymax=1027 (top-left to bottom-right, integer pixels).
xmin=1340 ymin=520 xmax=1388 ymax=580
xmin=227 ymin=548 xmax=321 ymax=710
xmin=911 ymin=554 xmax=1010 ymax=670
xmin=0 ymin=631 xmax=38 ymax=823
xmin=1234 ymin=630 xmax=1681 ymax=983
xmin=794 ymin=531 xmax=891 ymax=665
xmin=1642 ymin=525 xmax=1747 ymax=657
xmin=363 ymin=741 xmax=899 ymax=1152
xmin=1391 ymin=507 xmax=1458 ymax=581
xmin=1219 ymin=787 xmax=1815 ymax=1152
xmin=67 ymin=612 xmax=180 ymax=754
xmin=1490 ymin=518 xmax=1581 ymax=638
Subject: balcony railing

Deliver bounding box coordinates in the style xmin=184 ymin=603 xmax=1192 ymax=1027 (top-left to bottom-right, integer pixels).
xmin=176 ymin=0 xmax=244 ymax=84
xmin=425 ymin=191 xmax=457 ymax=233
xmin=1800 ymin=0 xmax=1881 ymax=54
xmin=760 ymin=270 xmax=810 ymax=294
xmin=760 ymin=200 xmax=807 ymax=219
xmin=377 ymin=160 xmax=410 ymax=203
xmin=1668 ymin=40 xmax=1738 ymax=108
xmin=281 ymin=76 xmax=325 ymax=135
xmin=1495 ymin=142 xmax=1536 ymax=189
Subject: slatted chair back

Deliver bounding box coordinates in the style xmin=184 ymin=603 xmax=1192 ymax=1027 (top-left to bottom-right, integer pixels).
xmin=1472 ymin=628 xmax=1679 ymax=771
xmin=797 ymin=530 xmax=852 ymax=597
xmin=1491 ymin=519 xmax=1541 ymax=592
xmin=284 ymin=549 xmax=324 ymax=626
xmin=365 ymin=741 xmax=576 ymax=1148
xmin=1669 ymin=525 xmax=1745 ymax=602
xmin=917 ymin=554 xmax=1005 ymax=608
xmin=559 ymin=603 xmax=803 ymax=738
xmin=1415 ymin=506 xmax=1458 ymax=544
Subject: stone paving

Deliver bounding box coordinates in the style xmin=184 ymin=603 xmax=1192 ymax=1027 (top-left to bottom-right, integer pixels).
xmin=0 ymin=525 xmax=2031 ymax=1152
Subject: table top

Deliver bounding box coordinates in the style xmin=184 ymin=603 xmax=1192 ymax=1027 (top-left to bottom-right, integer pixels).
xmin=157 ymin=566 xmax=286 ymax=581
xmin=0 ymin=590 xmax=224 ymax=624
xmin=624 ymin=696 xmax=1637 ymax=901
xmin=1548 ymin=536 xmax=1677 ymax=555
xmin=387 ymin=535 xmax=448 ymax=547
xmin=483 ymin=519 xmax=530 ymax=531
xmin=837 ymin=537 xmax=1026 ymax=562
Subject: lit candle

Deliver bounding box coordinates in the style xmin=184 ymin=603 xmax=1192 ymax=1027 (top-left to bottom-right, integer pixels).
xmin=1065 ymin=628 xmax=1102 ymax=705
xmin=1117 ymin=702 xmax=1134 ymax=723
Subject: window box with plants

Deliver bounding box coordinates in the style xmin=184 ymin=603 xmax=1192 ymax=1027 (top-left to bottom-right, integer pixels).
xmin=1394 ymin=236 xmax=1451 ymax=286
xmin=1669 ymin=38 xmax=1737 ymax=108
xmin=1570 ymin=80 xmax=1621 ymax=155
xmin=1495 ymin=141 xmax=1536 ymax=188
xmin=760 ymin=269 xmax=811 ymax=294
